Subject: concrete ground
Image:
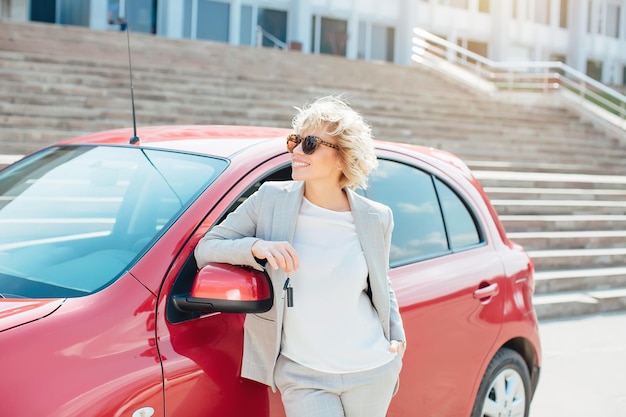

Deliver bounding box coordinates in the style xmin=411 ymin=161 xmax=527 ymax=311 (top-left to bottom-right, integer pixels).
xmin=530 ymin=311 xmax=626 ymax=417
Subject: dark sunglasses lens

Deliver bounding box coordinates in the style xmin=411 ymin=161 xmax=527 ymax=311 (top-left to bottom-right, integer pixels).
xmin=302 ymin=136 xmax=318 ymax=154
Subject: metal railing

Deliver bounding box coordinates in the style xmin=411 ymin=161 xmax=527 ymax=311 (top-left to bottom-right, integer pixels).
xmin=412 ymin=27 xmax=626 ymax=128
xmin=256 ymin=26 xmax=288 ymax=50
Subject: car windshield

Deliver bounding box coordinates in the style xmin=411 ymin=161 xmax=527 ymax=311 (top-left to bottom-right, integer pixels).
xmin=0 ymin=145 xmax=228 ymax=299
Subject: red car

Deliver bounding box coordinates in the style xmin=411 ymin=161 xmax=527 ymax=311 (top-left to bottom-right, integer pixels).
xmin=0 ymin=125 xmax=540 ymax=417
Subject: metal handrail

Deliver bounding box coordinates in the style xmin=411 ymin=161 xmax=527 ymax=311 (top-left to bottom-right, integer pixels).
xmin=412 ymin=27 xmax=626 ymax=123
xmin=256 ymin=26 xmax=288 ymax=50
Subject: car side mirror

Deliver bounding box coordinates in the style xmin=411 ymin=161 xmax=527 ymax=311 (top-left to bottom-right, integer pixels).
xmin=173 ymin=263 xmax=273 ymax=314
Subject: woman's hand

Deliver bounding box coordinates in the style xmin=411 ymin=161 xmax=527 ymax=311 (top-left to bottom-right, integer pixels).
xmin=252 ymin=240 xmax=299 ymax=273
xmin=390 ymin=340 xmax=407 ymax=360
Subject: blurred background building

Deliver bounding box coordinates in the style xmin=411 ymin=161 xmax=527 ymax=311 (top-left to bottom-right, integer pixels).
xmin=1 ymin=0 xmax=625 ymax=86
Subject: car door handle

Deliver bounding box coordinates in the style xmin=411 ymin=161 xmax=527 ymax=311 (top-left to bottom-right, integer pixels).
xmin=473 ymin=283 xmax=499 ymax=301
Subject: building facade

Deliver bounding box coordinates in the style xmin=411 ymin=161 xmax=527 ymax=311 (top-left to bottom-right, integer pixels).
xmin=1 ymin=0 xmax=625 ymax=85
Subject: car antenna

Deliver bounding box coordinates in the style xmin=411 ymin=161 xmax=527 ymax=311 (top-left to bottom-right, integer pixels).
xmin=124 ymin=11 xmax=140 ymax=145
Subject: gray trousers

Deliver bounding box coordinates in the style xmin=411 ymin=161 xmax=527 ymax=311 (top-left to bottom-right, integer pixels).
xmin=274 ymin=354 xmax=402 ymax=417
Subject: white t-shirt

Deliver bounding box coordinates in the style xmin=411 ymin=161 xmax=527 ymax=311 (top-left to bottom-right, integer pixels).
xmin=280 ymin=197 xmax=396 ymax=373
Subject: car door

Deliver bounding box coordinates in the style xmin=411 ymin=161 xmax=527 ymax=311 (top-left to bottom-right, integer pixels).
xmin=153 ymin=160 xmax=293 ymax=417
xmin=360 ymin=157 xmax=506 ymax=417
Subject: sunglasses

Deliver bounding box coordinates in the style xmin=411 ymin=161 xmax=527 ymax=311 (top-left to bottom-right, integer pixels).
xmin=286 ymin=134 xmax=340 ymax=155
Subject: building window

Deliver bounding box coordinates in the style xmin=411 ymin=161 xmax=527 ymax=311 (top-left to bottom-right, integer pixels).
xmin=512 ymin=0 xmax=520 ymax=19
xmin=534 ymin=0 xmax=550 ymax=24
xmin=372 ymin=25 xmax=395 ymax=62
xmin=312 ymin=16 xmax=348 ymax=56
xmin=358 ymin=22 xmax=395 ymax=62
xmin=125 ymin=0 xmax=157 ymax=34
xmin=108 ymin=0 xmax=120 ymax=25
xmin=550 ymin=53 xmax=566 ymax=63
xmin=438 ymin=0 xmax=469 ymax=8
xmin=358 ymin=21 xmax=367 ymax=60
xmin=258 ymin=8 xmax=287 ymax=48
xmin=606 ymin=4 xmax=621 ymax=38
xmin=478 ymin=0 xmax=490 ymax=13
xmin=512 ymin=0 xmax=550 ymax=24
xmin=588 ymin=1 xmax=622 ymax=38
xmin=30 ymin=0 xmax=56 ymax=23
xmin=197 ymin=0 xmax=229 ymax=42
xmin=457 ymin=39 xmax=488 ymax=63
xmin=183 ymin=0 xmax=192 ymax=38
xmin=55 ymin=0 xmax=90 ymax=26
xmin=590 ymin=0 xmax=602 ymax=33
xmin=467 ymin=40 xmax=488 ymax=59
xmin=559 ymin=0 xmax=568 ymax=28
xmin=586 ymin=60 xmax=602 ymax=82
xmin=240 ymin=5 xmax=253 ymax=46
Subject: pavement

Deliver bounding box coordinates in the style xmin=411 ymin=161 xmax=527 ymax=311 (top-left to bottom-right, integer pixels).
xmin=530 ymin=311 xmax=626 ymax=417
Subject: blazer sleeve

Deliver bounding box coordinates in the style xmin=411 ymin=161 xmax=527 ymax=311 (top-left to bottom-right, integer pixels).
xmin=194 ymin=184 xmax=266 ymax=270
xmin=384 ymin=206 xmax=407 ymax=343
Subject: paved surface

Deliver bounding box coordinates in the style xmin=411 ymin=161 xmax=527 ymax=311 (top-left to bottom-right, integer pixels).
xmin=530 ymin=311 xmax=626 ymax=417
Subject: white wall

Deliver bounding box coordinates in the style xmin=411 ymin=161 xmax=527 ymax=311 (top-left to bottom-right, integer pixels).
xmin=15 ymin=0 xmax=626 ymax=84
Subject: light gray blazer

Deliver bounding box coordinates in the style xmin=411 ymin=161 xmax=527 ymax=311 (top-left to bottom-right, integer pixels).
xmin=194 ymin=180 xmax=406 ymax=391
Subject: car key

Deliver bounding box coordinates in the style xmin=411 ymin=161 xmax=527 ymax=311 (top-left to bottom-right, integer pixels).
xmin=284 ymin=278 xmax=294 ymax=307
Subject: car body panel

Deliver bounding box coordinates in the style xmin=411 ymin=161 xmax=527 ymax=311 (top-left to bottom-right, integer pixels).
xmin=0 ymin=125 xmax=540 ymax=417
xmin=0 ymin=298 xmax=64 ymax=331
xmin=389 ymin=248 xmax=505 ymax=416
xmin=0 ymin=274 xmax=164 ymax=417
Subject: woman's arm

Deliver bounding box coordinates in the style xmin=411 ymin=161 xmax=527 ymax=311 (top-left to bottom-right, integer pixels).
xmin=194 ymin=186 xmax=264 ymax=270
xmin=194 ymin=183 xmax=299 ymax=273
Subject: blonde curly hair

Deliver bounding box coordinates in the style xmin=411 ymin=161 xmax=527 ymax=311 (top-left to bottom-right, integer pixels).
xmin=291 ymin=94 xmax=378 ymax=190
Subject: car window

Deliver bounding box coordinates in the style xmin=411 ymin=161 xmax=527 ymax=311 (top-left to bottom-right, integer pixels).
xmin=216 ymin=165 xmax=293 ymax=223
xmin=361 ymin=159 xmax=448 ymax=266
xmin=0 ymin=145 xmax=227 ymax=298
xmin=360 ymin=159 xmax=482 ymax=267
xmin=434 ymin=177 xmax=481 ymax=250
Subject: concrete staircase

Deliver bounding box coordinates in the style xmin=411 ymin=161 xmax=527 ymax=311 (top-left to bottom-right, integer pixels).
xmin=1 ymin=20 xmax=625 ymax=319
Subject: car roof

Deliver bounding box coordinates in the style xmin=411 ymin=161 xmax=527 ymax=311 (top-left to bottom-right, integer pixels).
xmin=57 ymin=125 xmax=473 ymax=178
xmin=59 ymin=125 xmax=292 ymax=158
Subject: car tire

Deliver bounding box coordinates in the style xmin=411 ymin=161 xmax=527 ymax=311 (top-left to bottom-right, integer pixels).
xmin=470 ymin=347 xmax=531 ymax=417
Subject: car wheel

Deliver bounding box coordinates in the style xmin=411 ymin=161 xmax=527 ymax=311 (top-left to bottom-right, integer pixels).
xmin=470 ymin=348 xmax=531 ymax=417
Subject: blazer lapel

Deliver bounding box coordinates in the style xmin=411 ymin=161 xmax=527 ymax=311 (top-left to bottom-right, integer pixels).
xmin=270 ymin=181 xmax=305 ymax=242
xmin=263 ymin=182 xmax=304 ymax=326
xmin=347 ymin=189 xmax=385 ymax=278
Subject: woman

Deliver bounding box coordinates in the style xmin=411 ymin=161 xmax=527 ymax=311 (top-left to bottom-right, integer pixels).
xmin=194 ymin=95 xmax=406 ymax=417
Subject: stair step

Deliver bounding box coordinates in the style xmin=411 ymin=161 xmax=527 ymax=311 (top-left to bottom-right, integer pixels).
xmin=475 ymin=170 xmax=626 ymax=187
xmin=484 ymin=186 xmax=626 ymax=200
xmin=492 ymin=199 xmax=626 ymax=215
xmin=533 ymin=287 xmax=626 ymax=319
xmin=509 ymin=230 xmax=626 ymax=249
xmin=469 ymin=160 xmax=626 ymax=175
xmin=529 ymin=248 xmax=626 ymax=269
xmin=534 ymin=267 xmax=626 ymax=293
xmin=499 ymin=214 xmax=626 ymax=232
